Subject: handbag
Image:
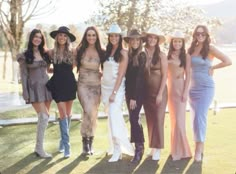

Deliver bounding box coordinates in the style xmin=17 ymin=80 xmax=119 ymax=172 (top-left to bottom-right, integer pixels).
xmin=46 ymin=77 xmax=54 ymax=91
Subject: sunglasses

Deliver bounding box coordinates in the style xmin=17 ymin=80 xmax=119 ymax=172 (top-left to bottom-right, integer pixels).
xmin=195 ymin=32 xmax=207 ymax=37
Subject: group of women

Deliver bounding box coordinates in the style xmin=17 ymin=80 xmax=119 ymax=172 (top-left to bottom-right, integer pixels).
xmin=17 ymin=23 xmax=231 ymax=163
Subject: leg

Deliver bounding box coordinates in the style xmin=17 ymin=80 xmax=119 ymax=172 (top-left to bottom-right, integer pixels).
xmin=57 ymin=102 xmax=71 ymax=157
xmin=32 ymin=102 xmax=52 ymax=158
xmin=194 ymin=142 xmax=204 ymax=162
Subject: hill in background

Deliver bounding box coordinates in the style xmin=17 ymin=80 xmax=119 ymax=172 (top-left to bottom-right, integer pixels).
xmin=199 ymin=0 xmax=236 ymax=44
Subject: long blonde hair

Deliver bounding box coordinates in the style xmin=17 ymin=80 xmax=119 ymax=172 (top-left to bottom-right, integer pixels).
xmin=52 ymin=35 xmax=74 ymax=64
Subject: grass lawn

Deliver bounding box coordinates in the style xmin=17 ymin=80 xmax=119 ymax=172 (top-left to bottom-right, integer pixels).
xmin=0 ymin=108 xmax=236 ymax=174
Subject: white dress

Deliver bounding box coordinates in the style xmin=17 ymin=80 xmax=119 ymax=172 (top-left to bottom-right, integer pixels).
xmin=101 ymin=57 xmax=134 ymax=156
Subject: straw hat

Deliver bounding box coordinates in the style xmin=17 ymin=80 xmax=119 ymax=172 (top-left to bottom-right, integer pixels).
xmin=143 ymin=27 xmax=165 ymax=44
xmin=123 ymin=29 xmax=145 ymax=43
xmin=168 ymin=30 xmax=187 ymax=42
xmin=50 ymin=26 xmax=76 ymax=42
xmin=107 ymin=23 xmax=122 ymax=35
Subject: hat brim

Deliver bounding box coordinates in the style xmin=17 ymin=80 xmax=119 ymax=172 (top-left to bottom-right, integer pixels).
xmin=167 ymin=35 xmax=187 ymax=43
xmin=143 ymin=32 xmax=166 ymax=44
xmin=50 ymin=31 xmax=76 ymax=42
xmin=123 ymin=35 xmax=145 ymax=43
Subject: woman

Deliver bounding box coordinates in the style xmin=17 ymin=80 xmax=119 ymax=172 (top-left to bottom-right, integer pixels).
xmin=167 ymin=30 xmax=192 ymax=161
xmin=17 ymin=29 xmax=52 ymax=158
xmin=124 ymin=29 xmax=146 ymax=163
xmin=76 ymin=26 xmax=104 ymax=155
xmin=143 ymin=27 xmax=168 ymax=161
xmin=188 ymin=25 xmax=231 ymax=162
xmin=101 ymin=23 xmax=134 ymax=162
xmin=47 ymin=26 xmax=77 ymax=158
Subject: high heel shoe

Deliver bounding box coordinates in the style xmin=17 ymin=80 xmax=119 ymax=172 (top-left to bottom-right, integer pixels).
xmin=194 ymin=153 xmax=203 ymax=162
xmin=108 ymin=153 xmax=122 ymax=162
xmin=35 ymin=151 xmax=52 ymax=158
xmin=147 ymin=148 xmax=154 ymax=157
xmin=108 ymin=144 xmax=122 ymax=162
xmin=152 ymin=148 xmax=161 ymax=161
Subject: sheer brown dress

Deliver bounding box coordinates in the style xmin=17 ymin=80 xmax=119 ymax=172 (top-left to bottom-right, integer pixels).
xmin=143 ymin=55 xmax=168 ymax=149
xmin=77 ymin=56 xmax=101 ymax=137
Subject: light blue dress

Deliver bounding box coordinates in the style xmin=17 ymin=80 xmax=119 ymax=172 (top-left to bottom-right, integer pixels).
xmin=189 ymin=56 xmax=215 ymax=142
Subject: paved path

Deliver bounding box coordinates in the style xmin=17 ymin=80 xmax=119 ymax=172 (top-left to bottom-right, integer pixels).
xmin=0 ymin=92 xmax=29 ymax=113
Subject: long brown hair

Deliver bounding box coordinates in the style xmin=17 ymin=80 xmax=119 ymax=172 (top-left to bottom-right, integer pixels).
xmin=188 ymin=25 xmax=211 ymax=59
xmin=128 ymin=38 xmax=143 ymax=66
xmin=167 ymin=38 xmax=186 ymax=68
xmin=145 ymin=34 xmax=161 ymax=65
xmin=76 ymin=26 xmax=104 ymax=71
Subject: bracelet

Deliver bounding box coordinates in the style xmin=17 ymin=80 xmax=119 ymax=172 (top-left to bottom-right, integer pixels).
xmin=113 ymin=91 xmax=117 ymax=95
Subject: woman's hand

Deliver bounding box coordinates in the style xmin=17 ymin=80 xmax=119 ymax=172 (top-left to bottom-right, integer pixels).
xmin=129 ymin=99 xmax=137 ymax=110
xmin=156 ymin=94 xmax=162 ymax=105
xmin=182 ymin=92 xmax=188 ymax=102
xmin=109 ymin=93 xmax=116 ymax=103
xmin=208 ymin=67 xmax=214 ymax=76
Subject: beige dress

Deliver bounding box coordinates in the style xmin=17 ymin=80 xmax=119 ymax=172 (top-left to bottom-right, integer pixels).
xmin=167 ymin=59 xmax=192 ymax=160
xmin=17 ymin=53 xmax=52 ymax=103
xmin=143 ymin=58 xmax=168 ymax=149
xmin=77 ymin=56 xmax=101 ymax=137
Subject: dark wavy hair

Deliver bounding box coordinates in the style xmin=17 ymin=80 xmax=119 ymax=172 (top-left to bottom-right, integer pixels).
xmin=145 ymin=34 xmax=161 ymax=65
xmin=167 ymin=38 xmax=186 ymax=68
xmin=188 ymin=25 xmax=210 ymax=59
xmin=76 ymin=26 xmax=105 ymax=71
xmin=24 ymin=29 xmax=49 ymax=64
xmin=104 ymin=34 xmax=123 ymax=63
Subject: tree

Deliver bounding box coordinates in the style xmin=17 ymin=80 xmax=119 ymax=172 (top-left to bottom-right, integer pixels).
xmin=0 ymin=0 xmax=56 ymax=82
xmin=86 ymin=0 xmax=221 ymax=40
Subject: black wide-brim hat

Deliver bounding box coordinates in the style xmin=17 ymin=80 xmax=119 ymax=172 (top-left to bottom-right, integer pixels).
xmin=50 ymin=26 xmax=76 ymax=42
xmin=123 ymin=29 xmax=145 ymax=43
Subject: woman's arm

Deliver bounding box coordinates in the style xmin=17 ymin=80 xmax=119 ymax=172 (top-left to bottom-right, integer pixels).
xmin=17 ymin=53 xmax=29 ymax=102
xmin=156 ymin=52 xmax=168 ymax=105
xmin=209 ymin=45 xmax=232 ymax=75
xmin=109 ymin=49 xmax=129 ymax=103
xmin=46 ymin=49 xmax=54 ymax=73
xmin=182 ymin=54 xmax=191 ymax=102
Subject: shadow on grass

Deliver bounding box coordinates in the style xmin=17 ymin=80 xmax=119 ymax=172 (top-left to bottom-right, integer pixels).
xmin=55 ymin=154 xmax=89 ymax=174
xmin=84 ymin=154 xmax=137 ymax=174
xmin=185 ymin=161 xmax=202 ymax=174
xmin=133 ymin=157 xmax=159 ymax=174
xmin=160 ymin=155 xmax=191 ymax=174
xmin=2 ymin=153 xmax=43 ymax=174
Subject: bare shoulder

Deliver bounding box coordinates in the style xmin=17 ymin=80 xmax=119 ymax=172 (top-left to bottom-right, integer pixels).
xmin=47 ymin=49 xmax=53 ymax=57
xmin=160 ymin=51 xmax=167 ymax=59
xmin=120 ymin=49 xmax=128 ymax=58
xmin=16 ymin=52 xmax=26 ymax=62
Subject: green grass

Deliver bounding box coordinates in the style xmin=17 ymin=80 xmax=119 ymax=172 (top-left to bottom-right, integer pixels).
xmin=0 ymin=108 xmax=236 ymax=174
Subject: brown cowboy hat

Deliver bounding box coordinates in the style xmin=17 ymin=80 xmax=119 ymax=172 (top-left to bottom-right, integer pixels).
xmin=50 ymin=26 xmax=76 ymax=42
xmin=123 ymin=29 xmax=145 ymax=43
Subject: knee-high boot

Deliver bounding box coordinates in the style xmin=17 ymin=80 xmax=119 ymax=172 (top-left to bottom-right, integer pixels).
xmin=89 ymin=136 xmax=94 ymax=155
xmin=59 ymin=117 xmax=70 ymax=158
xmin=131 ymin=143 xmax=144 ymax=163
xmin=59 ymin=116 xmax=71 ymax=153
xmin=35 ymin=112 xmax=52 ymax=158
xmin=82 ymin=137 xmax=90 ymax=155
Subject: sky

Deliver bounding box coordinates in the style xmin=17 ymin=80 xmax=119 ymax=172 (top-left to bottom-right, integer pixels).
xmin=27 ymin=0 xmax=225 ymax=26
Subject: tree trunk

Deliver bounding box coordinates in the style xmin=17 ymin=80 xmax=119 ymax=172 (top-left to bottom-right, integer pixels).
xmin=2 ymin=46 xmax=8 ymax=80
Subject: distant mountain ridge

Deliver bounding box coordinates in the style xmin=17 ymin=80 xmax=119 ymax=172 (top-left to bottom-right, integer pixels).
xmin=198 ymin=0 xmax=236 ymax=43
xmin=199 ymin=0 xmax=236 ymax=18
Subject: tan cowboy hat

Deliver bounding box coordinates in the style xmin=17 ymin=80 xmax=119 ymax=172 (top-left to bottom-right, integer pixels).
xmin=107 ymin=23 xmax=122 ymax=35
xmin=50 ymin=26 xmax=76 ymax=42
xmin=168 ymin=30 xmax=187 ymax=42
xmin=143 ymin=27 xmax=165 ymax=44
xmin=123 ymin=29 xmax=145 ymax=43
